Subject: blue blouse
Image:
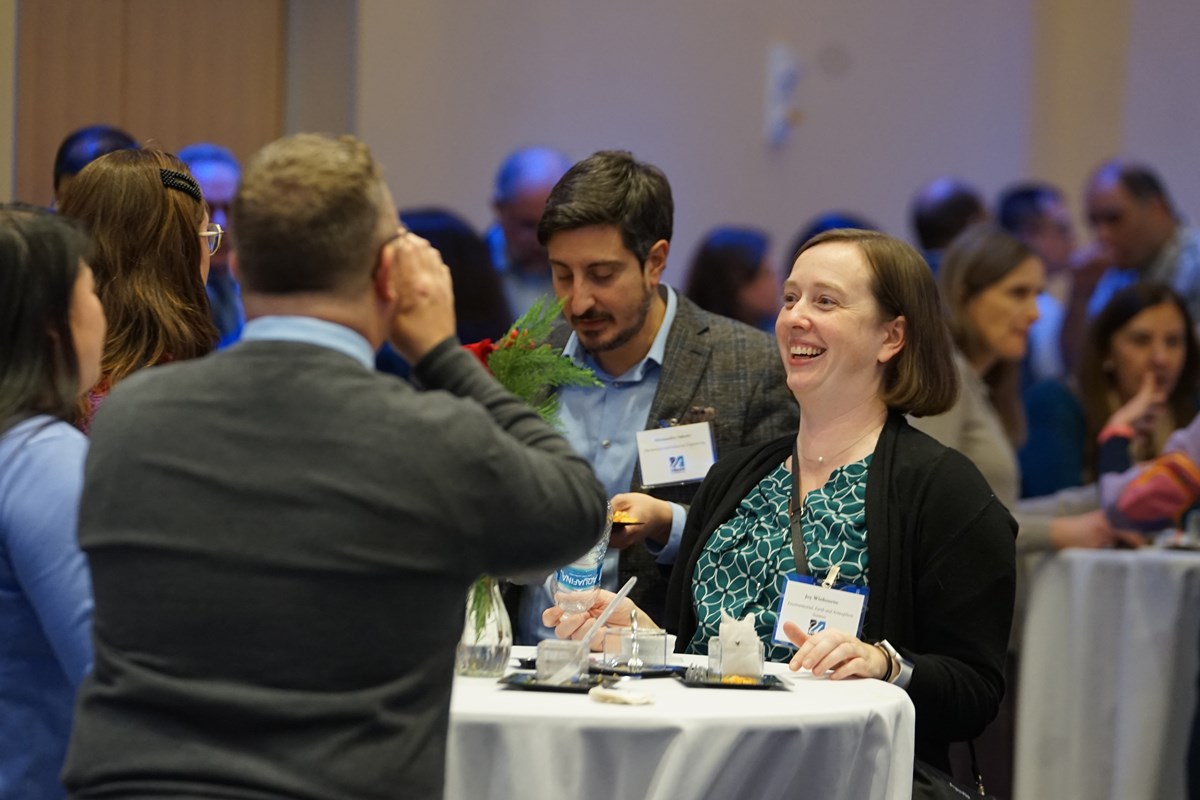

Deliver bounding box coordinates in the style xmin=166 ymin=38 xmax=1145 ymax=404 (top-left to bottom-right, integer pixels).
xmin=0 ymin=416 xmax=92 ymax=800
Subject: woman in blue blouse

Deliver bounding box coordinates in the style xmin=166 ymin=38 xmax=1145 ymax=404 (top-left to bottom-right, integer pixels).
xmin=0 ymin=210 xmax=106 ymax=800
xmin=547 ymin=229 xmax=1017 ymax=775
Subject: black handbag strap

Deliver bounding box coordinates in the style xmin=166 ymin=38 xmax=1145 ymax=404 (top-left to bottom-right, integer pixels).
xmin=966 ymin=740 xmax=987 ymax=796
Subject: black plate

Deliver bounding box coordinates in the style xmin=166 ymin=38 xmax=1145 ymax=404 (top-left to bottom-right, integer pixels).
xmin=674 ymin=673 xmax=789 ymax=691
xmin=498 ymin=673 xmax=607 ymax=693
xmin=515 ymin=657 xmax=685 ymax=679
xmin=590 ymin=663 xmax=687 ymax=678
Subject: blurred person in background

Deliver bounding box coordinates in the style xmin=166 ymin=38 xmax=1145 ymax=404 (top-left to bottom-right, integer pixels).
xmin=788 ymin=210 xmax=878 ymax=264
xmin=51 ymin=124 xmax=138 ymax=207
xmin=1078 ymin=283 xmax=1200 ymax=482
xmin=486 ymin=146 xmax=572 ymax=316
xmin=1084 ymin=161 xmax=1200 ymax=326
xmin=910 ymin=223 xmax=1143 ymax=799
xmin=376 ymin=208 xmax=513 ymax=378
xmin=684 ymin=225 xmax=779 ymax=331
xmin=910 ymin=177 xmax=987 ymax=274
xmin=997 ymin=182 xmax=1077 ymax=382
xmin=912 ymin=224 xmax=1141 ymax=548
xmin=180 ymin=143 xmax=244 ymax=348
xmin=997 ymin=182 xmax=1089 ymax=497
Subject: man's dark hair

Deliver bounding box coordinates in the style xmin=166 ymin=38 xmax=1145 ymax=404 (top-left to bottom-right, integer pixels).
xmin=53 ymin=125 xmax=138 ymax=192
xmin=910 ymin=178 xmax=986 ymax=251
xmin=537 ymin=150 xmax=672 ymax=263
xmin=997 ymin=182 xmax=1063 ymax=237
xmin=1119 ymin=163 xmax=1174 ymax=215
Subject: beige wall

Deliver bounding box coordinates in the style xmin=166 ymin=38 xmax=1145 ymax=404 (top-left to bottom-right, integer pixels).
xmin=3 ymin=0 xmax=1196 ymax=251
xmin=1122 ymin=0 xmax=1200 ymax=222
xmin=285 ymin=0 xmax=356 ymax=136
xmin=1028 ymin=0 xmax=1130 ymax=224
xmin=12 ymin=0 xmax=285 ymax=208
xmin=357 ymin=0 xmax=1035 ymax=285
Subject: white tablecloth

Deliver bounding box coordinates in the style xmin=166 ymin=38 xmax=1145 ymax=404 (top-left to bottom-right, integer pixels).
xmin=1015 ymin=548 xmax=1200 ymax=799
xmin=445 ymin=647 xmax=915 ymax=800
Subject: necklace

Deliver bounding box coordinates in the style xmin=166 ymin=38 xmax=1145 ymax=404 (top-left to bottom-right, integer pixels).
xmin=795 ymin=414 xmax=887 ymax=469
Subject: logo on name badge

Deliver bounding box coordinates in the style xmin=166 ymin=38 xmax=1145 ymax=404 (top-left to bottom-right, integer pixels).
xmin=668 ymin=454 xmax=687 ymax=473
xmin=807 ymin=619 xmax=826 ymax=635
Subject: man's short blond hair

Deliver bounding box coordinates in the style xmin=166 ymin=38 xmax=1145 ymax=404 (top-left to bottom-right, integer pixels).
xmin=233 ymin=134 xmax=391 ymax=296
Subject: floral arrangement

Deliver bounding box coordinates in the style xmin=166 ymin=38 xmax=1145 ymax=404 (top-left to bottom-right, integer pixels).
xmin=459 ymin=297 xmax=598 ymax=659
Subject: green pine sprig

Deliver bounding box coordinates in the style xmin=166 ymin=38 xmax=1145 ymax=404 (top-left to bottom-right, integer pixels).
xmin=487 ymin=296 xmax=599 ymax=423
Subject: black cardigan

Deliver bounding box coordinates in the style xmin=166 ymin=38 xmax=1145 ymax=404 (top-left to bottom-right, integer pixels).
xmin=665 ymin=411 xmax=1017 ymax=768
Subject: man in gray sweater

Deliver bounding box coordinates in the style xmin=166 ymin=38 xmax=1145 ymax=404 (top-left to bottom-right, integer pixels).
xmin=62 ymin=134 xmax=607 ymax=800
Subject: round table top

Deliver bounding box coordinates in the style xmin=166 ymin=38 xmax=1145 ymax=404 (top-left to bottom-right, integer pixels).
xmin=451 ymin=645 xmax=914 ymax=727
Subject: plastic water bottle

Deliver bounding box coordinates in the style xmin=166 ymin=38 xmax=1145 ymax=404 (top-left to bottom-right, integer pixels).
xmin=553 ymin=502 xmax=613 ymax=613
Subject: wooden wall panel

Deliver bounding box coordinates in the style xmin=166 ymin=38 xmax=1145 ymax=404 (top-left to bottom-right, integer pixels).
xmin=16 ymin=0 xmax=285 ymax=207
xmin=16 ymin=0 xmax=126 ymax=205
xmin=122 ymin=0 xmax=284 ymax=161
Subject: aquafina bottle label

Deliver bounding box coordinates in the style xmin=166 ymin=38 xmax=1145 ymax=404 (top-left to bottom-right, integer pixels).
xmin=553 ymin=501 xmax=613 ymax=613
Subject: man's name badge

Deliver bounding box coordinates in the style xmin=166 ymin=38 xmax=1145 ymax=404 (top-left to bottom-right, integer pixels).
xmin=635 ymin=421 xmax=715 ymax=487
xmin=772 ymin=570 xmax=868 ymax=645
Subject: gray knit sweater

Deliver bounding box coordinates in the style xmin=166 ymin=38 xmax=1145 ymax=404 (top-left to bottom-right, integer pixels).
xmin=64 ymin=337 xmax=606 ymax=800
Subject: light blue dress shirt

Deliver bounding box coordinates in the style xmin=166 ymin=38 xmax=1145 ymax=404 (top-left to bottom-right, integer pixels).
xmin=518 ymin=288 xmax=688 ymax=642
xmin=241 ymin=316 xmax=375 ymax=369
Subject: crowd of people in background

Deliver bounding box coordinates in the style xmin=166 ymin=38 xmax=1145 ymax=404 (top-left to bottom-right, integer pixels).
xmin=4 ymin=122 xmax=1200 ymax=800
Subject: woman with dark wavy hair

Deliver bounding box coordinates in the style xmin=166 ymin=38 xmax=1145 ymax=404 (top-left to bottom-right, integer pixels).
xmin=0 ymin=209 xmax=105 ymax=799
xmin=1078 ymin=282 xmax=1200 ymax=480
xmin=58 ymin=148 xmax=218 ymax=429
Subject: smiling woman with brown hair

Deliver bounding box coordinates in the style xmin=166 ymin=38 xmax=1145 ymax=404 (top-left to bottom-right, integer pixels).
xmin=58 ymin=148 xmax=218 ymax=428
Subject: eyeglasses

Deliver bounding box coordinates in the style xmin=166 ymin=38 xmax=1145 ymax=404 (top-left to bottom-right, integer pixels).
xmin=199 ymin=222 xmax=224 ymax=255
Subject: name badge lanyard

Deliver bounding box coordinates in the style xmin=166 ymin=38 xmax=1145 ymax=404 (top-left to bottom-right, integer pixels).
xmin=789 ymin=441 xmax=811 ymax=577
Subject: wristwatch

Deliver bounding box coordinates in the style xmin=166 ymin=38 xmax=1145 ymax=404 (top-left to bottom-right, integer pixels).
xmin=875 ymin=639 xmax=914 ymax=689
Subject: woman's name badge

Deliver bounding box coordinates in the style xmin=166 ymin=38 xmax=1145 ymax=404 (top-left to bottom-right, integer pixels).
xmin=635 ymin=421 xmax=715 ymax=487
xmin=772 ymin=568 xmax=868 ymax=645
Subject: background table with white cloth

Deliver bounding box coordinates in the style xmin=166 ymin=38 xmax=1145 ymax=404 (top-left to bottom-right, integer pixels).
xmin=445 ymin=646 xmax=915 ymax=800
xmin=1015 ymin=548 xmax=1200 ymax=800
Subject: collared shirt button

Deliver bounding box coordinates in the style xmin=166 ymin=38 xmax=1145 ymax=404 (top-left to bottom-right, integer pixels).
xmin=612 ymin=381 xmax=622 ymax=388
xmin=602 ymin=439 xmax=612 ymax=448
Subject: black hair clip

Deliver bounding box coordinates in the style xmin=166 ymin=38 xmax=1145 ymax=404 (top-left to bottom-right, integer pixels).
xmin=159 ymin=168 xmax=202 ymax=204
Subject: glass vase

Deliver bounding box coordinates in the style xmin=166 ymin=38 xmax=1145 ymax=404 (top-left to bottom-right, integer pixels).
xmin=456 ymin=576 xmax=512 ymax=677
